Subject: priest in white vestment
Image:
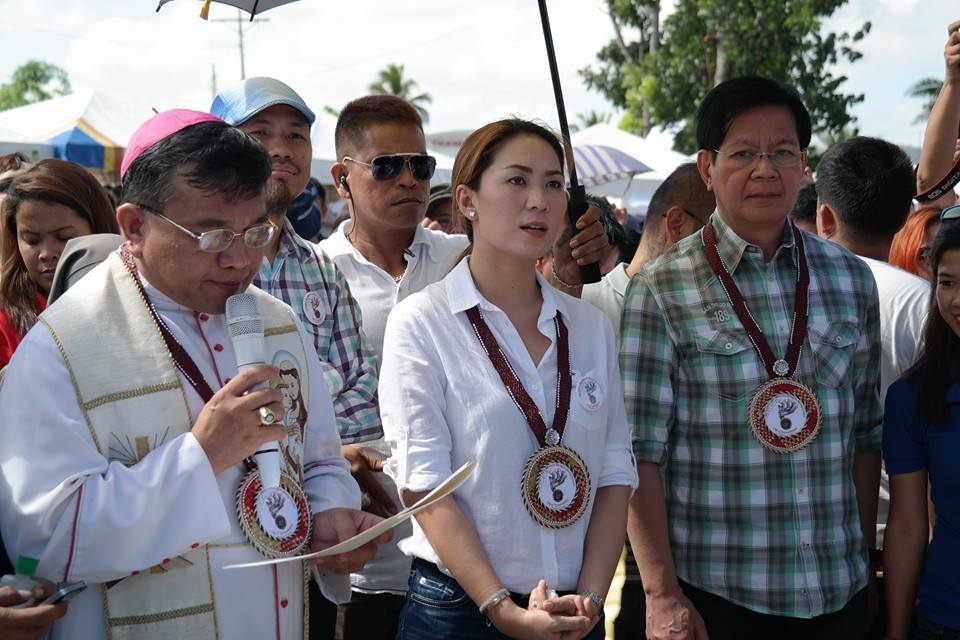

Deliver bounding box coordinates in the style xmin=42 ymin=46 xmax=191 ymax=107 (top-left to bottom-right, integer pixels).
xmin=0 ymin=110 xmax=389 ymax=640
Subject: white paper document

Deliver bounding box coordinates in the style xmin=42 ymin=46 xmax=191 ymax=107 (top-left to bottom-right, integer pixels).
xmin=223 ymin=459 xmax=477 ymax=570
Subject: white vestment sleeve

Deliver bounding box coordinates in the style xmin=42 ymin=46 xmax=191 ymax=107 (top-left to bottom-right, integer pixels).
xmin=0 ymin=328 xmax=233 ymax=585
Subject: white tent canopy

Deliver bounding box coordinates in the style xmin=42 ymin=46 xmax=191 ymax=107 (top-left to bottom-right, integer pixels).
xmin=0 ymin=126 xmax=55 ymax=161
xmin=0 ymin=90 xmax=149 ymax=148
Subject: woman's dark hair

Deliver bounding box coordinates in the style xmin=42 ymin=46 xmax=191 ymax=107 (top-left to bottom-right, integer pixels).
xmin=452 ymin=118 xmax=565 ymax=242
xmin=1 ymin=159 xmax=119 ymax=334
xmin=905 ymin=220 xmax=960 ymax=425
xmin=696 ymin=76 xmax=812 ymax=152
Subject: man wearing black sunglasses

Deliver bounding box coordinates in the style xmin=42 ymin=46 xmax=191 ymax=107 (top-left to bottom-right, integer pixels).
xmin=320 ymin=94 xmax=612 ymax=640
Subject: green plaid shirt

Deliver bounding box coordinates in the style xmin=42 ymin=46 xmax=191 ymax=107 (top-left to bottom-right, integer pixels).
xmin=255 ymin=220 xmax=382 ymax=444
xmin=621 ymin=213 xmax=882 ymax=618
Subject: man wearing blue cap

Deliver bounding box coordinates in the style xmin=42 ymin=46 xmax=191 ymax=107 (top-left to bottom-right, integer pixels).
xmin=212 ymin=77 xmax=389 ymax=640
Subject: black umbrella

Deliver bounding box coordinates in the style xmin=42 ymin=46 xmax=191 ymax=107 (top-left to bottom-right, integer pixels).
xmin=537 ymin=0 xmax=602 ymax=284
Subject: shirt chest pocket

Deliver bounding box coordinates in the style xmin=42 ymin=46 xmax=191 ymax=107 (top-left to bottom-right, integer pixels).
xmin=808 ymin=319 xmax=860 ymax=389
xmin=693 ymin=330 xmax=763 ymax=401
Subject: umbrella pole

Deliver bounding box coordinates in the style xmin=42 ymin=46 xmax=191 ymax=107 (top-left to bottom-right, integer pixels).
xmin=537 ymin=0 xmax=601 ymax=284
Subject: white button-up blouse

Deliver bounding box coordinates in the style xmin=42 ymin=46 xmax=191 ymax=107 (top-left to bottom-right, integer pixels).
xmin=380 ymin=258 xmax=637 ymax=593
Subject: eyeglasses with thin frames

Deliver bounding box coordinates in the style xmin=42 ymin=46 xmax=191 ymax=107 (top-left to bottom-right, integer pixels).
xmin=711 ymin=147 xmax=804 ymax=169
xmin=137 ymin=204 xmax=277 ymax=253
xmin=342 ymin=153 xmax=437 ymax=182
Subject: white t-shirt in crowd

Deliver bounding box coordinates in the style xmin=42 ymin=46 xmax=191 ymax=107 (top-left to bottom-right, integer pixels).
xmin=379 ymin=257 xmax=637 ymax=592
xmin=317 ymin=221 xmax=468 ymax=594
xmin=858 ymin=256 xmax=929 ymax=548
xmin=580 ymin=262 xmax=631 ymax=341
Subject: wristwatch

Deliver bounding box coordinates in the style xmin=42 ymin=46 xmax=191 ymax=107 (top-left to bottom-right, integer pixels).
xmin=579 ymin=590 xmax=605 ymax=613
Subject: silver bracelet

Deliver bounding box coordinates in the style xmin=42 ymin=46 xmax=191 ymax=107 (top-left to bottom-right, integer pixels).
xmin=550 ymin=260 xmax=579 ymax=289
xmin=478 ymin=587 xmax=511 ymax=615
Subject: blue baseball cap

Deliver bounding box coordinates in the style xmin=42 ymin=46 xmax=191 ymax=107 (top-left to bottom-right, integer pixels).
xmin=210 ymin=77 xmax=315 ymax=127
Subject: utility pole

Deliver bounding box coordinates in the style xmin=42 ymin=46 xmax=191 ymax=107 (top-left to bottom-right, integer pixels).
xmin=210 ymin=9 xmax=267 ymax=80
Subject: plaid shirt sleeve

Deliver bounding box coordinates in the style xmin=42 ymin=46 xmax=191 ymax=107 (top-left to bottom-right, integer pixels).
xmin=620 ymin=270 xmax=676 ymax=465
xmin=320 ymin=265 xmax=383 ymax=445
xmin=851 ymin=270 xmax=883 ymax=453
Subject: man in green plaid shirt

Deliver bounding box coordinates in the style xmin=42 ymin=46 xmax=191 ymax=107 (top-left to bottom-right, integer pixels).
xmin=621 ymin=77 xmax=882 ymax=639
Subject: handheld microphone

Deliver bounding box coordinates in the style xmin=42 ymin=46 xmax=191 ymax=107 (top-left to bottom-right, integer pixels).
xmin=225 ymin=293 xmax=282 ymax=488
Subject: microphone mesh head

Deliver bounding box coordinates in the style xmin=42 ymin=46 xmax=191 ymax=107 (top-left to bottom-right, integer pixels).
xmin=225 ymin=293 xmax=264 ymax=338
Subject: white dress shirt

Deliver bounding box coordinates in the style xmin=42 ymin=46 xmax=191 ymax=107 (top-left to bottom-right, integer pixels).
xmin=858 ymin=256 xmax=930 ymax=547
xmin=380 ymin=258 xmax=637 ymax=593
xmin=317 ymin=221 xmax=468 ymax=594
xmin=0 ymin=277 xmax=359 ymax=640
xmin=580 ymin=262 xmax=631 ymax=341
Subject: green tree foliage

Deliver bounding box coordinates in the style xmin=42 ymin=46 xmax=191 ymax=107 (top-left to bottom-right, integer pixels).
xmin=368 ymin=63 xmax=432 ymax=124
xmin=0 ymin=60 xmax=72 ymax=111
xmin=580 ymin=1 xmax=870 ymax=154
xmin=906 ymin=77 xmax=941 ymax=125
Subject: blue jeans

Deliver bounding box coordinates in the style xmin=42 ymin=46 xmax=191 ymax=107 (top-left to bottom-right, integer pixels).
xmin=915 ymin=616 xmax=960 ymax=640
xmin=396 ymin=559 xmax=605 ymax=640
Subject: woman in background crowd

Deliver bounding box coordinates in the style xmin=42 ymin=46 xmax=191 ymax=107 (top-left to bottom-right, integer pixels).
xmin=0 ymin=159 xmax=118 ymax=367
xmin=884 ymin=216 xmax=960 ymax=640
xmin=380 ymin=118 xmax=636 ymax=640
xmin=890 ymin=206 xmax=943 ymax=281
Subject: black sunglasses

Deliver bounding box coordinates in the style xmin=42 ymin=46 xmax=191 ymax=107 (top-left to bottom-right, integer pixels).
xmin=343 ymin=153 xmax=437 ymax=182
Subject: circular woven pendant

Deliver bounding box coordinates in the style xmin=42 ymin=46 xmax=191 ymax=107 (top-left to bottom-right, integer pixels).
xmin=236 ymin=470 xmax=312 ymax=558
xmin=748 ymin=378 xmax=822 ymax=453
xmin=521 ymin=445 xmax=591 ymax=529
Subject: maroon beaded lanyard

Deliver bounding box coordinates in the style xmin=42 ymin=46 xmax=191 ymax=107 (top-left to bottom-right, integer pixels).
xmin=464 ymin=306 xmax=571 ymax=447
xmin=701 ymin=221 xmax=810 ymax=379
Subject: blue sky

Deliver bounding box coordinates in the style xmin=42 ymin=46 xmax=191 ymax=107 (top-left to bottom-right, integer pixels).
xmin=0 ymin=0 xmax=955 ymax=148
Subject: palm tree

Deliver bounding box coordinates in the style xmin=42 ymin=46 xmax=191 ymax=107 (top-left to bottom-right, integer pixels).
xmin=572 ymin=110 xmax=613 ymax=132
xmin=907 ymin=77 xmax=942 ymax=125
xmin=368 ymin=64 xmax=432 ymax=124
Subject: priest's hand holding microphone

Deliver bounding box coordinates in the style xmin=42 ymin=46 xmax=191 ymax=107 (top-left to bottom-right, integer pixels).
xmin=190 ymin=294 xmax=390 ymax=573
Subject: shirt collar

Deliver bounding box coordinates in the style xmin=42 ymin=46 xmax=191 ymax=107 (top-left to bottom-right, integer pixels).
xmin=138 ymin=271 xmax=203 ymax=316
xmin=710 ymin=211 xmax=797 ymax=271
xmin=275 ymin=218 xmax=314 ymax=262
xmin=323 ymin=219 xmax=440 ymax=263
xmin=446 ymin=257 xmax=561 ymax=328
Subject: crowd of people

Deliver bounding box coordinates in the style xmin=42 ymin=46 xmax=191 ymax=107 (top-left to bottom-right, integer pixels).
xmin=1 ymin=19 xmax=959 ymax=640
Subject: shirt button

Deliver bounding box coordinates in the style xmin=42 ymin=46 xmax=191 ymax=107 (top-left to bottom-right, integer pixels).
xmin=725 ymin=342 xmax=733 ymax=350
xmin=280 ymin=599 xmax=289 ymax=608
xmin=801 ymin=589 xmax=808 ymax=596
xmin=214 ymin=344 xmax=224 ymax=352
xmin=191 ymin=542 xmax=200 ymax=549
xmin=198 ymin=313 xmax=209 ymax=322
xmin=798 ymin=487 xmax=806 ymax=496
xmin=162 ymin=558 xmax=170 ymax=565
xmin=835 ymin=335 xmax=842 ymax=343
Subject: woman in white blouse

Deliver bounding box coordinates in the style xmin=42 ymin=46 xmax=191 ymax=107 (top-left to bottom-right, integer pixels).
xmin=380 ymin=118 xmax=637 ymax=640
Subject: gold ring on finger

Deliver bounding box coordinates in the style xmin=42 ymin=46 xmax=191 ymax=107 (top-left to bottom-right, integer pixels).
xmin=259 ymin=406 xmax=276 ymax=425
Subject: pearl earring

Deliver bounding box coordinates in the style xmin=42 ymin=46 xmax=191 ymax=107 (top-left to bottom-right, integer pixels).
xmin=467 ymin=210 xmax=477 ymax=219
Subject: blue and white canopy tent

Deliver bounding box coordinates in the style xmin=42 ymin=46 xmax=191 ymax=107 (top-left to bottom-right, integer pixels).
xmin=0 ymin=91 xmax=148 ymax=182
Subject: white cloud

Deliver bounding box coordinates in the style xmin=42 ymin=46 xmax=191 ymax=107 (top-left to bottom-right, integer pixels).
xmin=0 ymin=0 xmax=956 ymax=150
